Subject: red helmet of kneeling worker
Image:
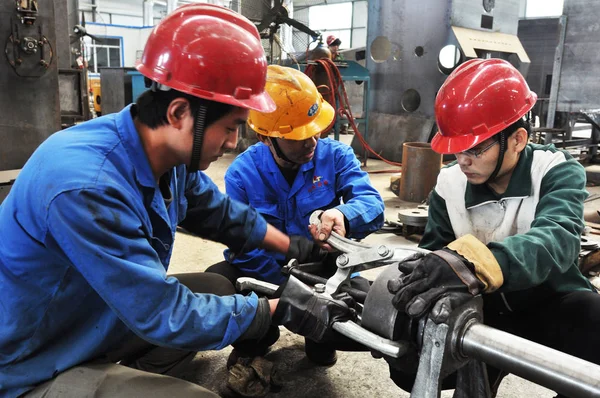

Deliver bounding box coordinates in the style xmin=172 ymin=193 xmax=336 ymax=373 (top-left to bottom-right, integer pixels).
xmin=431 ymin=58 xmax=537 ymax=154
xmin=136 ymin=3 xmax=275 ymax=113
xmin=326 ymin=35 xmax=341 ymax=47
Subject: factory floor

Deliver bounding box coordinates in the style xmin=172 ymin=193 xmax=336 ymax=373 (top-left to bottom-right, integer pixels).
xmin=167 ymin=135 xmax=579 ymax=398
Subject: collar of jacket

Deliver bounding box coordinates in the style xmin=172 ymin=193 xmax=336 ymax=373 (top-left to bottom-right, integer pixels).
xmin=465 ymin=144 xmax=533 ymax=208
xmin=116 ymin=104 xmax=157 ymax=189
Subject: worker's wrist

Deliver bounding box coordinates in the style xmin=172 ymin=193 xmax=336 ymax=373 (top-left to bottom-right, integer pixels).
xmin=238 ymin=297 xmax=272 ymax=342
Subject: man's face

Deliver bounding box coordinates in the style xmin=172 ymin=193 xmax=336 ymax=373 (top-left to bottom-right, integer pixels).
xmin=197 ymin=107 xmax=249 ymax=170
xmin=270 ymin=135 xmax=319 ymax=166
xmin=454 ymin=137 xmax=501 ymax=185
xmin=329 ymin=44 xmax=339 ymax=53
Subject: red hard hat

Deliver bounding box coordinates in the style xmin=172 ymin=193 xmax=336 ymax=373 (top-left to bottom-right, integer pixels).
xmin=431 ymin=58 xmax=537 ymax=154
xmin=326 ymin=35 xmax=341 ymax=46
xmin=136 ymin=3 xmax=275 ymax=113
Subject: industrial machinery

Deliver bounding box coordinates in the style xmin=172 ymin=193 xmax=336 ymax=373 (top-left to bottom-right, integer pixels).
xmin=1 ymin=0 xmax=91 ymax=203
xmin=356 ymin=0 xmax=530 ymax=162
xmin=1 ymin=0 xmax=61 ymax=202
xmin=518 ymin=0 xmax=600 ymax=158
xmin=238 ymin=210 xmax=600 ymax=398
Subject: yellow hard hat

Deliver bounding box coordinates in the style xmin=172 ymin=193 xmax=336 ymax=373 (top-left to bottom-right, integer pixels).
xmin=248 ymin=65 xmax=335 ymax=140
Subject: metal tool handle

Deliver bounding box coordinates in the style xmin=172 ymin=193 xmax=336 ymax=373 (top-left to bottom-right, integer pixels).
xmin=332 ymin=321 xmax=408 ymax=358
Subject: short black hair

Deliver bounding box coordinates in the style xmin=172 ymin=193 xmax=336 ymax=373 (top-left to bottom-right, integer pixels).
xmin=135 ymin=88 xmax=236 ymax=129
xmin=496 ymin=114 xmax=533 ymax=140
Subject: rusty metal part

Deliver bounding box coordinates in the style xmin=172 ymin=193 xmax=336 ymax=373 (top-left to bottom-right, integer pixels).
xmin=399 ymin=143 xmax=442 ymax=203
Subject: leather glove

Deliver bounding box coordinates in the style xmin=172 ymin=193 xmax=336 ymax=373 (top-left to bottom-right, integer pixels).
xmin=285 ymin=235 xmax=323 ymax=264
xmin=272 ymin=276 xmax=356 ymax=341
xmin=388 ymin=234 xmax=503 ymax=324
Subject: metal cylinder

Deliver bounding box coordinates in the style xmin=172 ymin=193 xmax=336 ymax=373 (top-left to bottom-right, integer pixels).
xmin=399 ymin=142 xmax=442 ymax=203
xmin=461 ymin=322 xmax=600 ymax=397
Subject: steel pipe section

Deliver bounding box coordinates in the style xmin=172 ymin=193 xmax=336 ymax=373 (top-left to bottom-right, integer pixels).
xmin=461 ymin=322 xmax=600 ymax=397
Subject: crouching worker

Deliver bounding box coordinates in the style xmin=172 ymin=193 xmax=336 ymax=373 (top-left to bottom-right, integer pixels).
xmin=205 ymin=65 xmax=384 ymax=394
xmin=387 ymin=58 xmax=600 ymax=397
xmin=0 ymin=5 xmax=355 ymax=398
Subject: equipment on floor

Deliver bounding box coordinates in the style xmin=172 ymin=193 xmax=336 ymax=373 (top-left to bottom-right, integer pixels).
xmin=237 ymin=210 xmax=600 ymax=398
xmin=398 ymin=206 xmax=428 ymax=238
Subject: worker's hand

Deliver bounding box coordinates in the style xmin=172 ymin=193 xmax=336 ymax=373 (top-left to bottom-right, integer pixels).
xmin=387 ymin=235 xmax=503 ymax=324
xmin=308 ymin=208 xmax=346 ymax=251
xmin=285 ymin=235 xmax=323 ymax=264
xmin=272 ymin=276 xmax=356 ymax=341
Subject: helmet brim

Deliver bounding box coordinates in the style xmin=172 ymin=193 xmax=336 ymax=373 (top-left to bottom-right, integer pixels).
xmin=431 ymin=131 xmax=496 ymax=154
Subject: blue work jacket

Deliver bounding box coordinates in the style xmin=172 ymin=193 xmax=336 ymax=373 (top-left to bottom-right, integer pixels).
xmin=0 ymin=106 xmax=267 ymax=397
xmin=224 ymin=139 xmax=384 ymax=284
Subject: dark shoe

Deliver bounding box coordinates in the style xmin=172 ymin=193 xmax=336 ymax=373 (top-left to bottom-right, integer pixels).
xmin=227 ymin=356 xmax=281 ymax=397
xmin=304 ymin=339 xmax=337 ymax=366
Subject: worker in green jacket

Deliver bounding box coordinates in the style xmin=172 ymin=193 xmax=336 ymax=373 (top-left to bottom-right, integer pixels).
xmin=387 ymin=58 xmax=600 ymax=397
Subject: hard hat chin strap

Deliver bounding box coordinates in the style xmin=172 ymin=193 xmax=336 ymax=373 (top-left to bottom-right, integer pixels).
xmin=485 ymin=131 xmax=507 ymax=184
xmin=189 ymin=105 xmax=207 ymax=173
xmin=269 ymin=137 xmax=297 ymax=166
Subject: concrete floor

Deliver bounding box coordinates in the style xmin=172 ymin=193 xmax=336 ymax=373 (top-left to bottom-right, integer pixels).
xmin=168 ymin=136 xmax=561 ymax=397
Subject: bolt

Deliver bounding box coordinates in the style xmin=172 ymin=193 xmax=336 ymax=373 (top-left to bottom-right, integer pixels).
xmin=435 ymin=341 xmax=440 ymax=347
xmin=378 ymin=245 xmax=390 ymax=257
xmin=16 ymin=58 xmax=22 ymax=65
xmin=337 ymin=254 xmax=349 ymax=266
xmin=314 ymin=283 xmax=326 ymax=293
xmin=39 ymin=60 xmax=47 ymax=67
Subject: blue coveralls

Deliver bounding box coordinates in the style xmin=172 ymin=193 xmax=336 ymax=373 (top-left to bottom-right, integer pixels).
xmin=0 ymin=106 xmax=267 ymax=397
xmin=223 ymin=139 xmax=384 ymax=284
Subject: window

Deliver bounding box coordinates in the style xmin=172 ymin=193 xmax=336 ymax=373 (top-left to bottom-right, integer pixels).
xmin=84 ymin=37 xmax=122 ymax=73
xmin=307 ymin=1 xmax=368 ymax=49
xmin=525 ymin=0 xmax=564 ymax=17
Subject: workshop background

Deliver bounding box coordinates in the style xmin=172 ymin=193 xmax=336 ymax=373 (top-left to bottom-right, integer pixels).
xmin=2 ymin=0 xmax=600 ymax=397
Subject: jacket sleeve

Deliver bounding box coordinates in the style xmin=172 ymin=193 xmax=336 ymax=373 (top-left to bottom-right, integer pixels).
xmin=489 ymin=160 xmax=587 ymax=291
xmin=179 ymin=171 xmax=267 ymax=254
xmin=333 ymin=145 xmax=385 ymax=238
xmin=45 ymin=187 xmax=262 ymax=351
xmin=419 ymin=188 xmax=456 ymax=251
xmin=224 ymin=168 xmax=286 ymax=285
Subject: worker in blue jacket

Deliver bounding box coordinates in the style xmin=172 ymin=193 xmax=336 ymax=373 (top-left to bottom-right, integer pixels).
xmin=0 ymin=6 xmax=355 ymax=398
xmin=208 ymin=65 xmax=384 ymax=286
xmin=206 ymin=65 xmax=384 ymax=388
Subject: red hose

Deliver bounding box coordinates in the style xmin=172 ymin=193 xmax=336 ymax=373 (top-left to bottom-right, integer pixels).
xmin=304 ymin=59 xmax=403 ymax=168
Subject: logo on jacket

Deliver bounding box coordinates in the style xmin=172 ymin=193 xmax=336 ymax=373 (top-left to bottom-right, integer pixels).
xmin=309 ymin=175 xmax=329 ymax=193
xmin=307 ymin=103 xmax=319 ymax=117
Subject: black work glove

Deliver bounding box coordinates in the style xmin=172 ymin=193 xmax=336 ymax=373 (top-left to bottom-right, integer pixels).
xmin=285 ymin=235 xmax=323 ymax=264
xmin=272 ymin=276 xmax=356 ymax=341
xmin=387 ymin=250 xmax=483 ymax=324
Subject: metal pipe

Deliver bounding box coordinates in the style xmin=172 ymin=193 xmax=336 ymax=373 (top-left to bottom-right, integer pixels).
xmin=461 ymin=322 xmax=600 ymax=397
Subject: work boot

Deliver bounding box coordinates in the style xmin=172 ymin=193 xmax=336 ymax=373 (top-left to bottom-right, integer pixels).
xmin=227 ymin=356 xmax=282 ymax=397
xmin=304 ymin=338 xmax=337 ymax=366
